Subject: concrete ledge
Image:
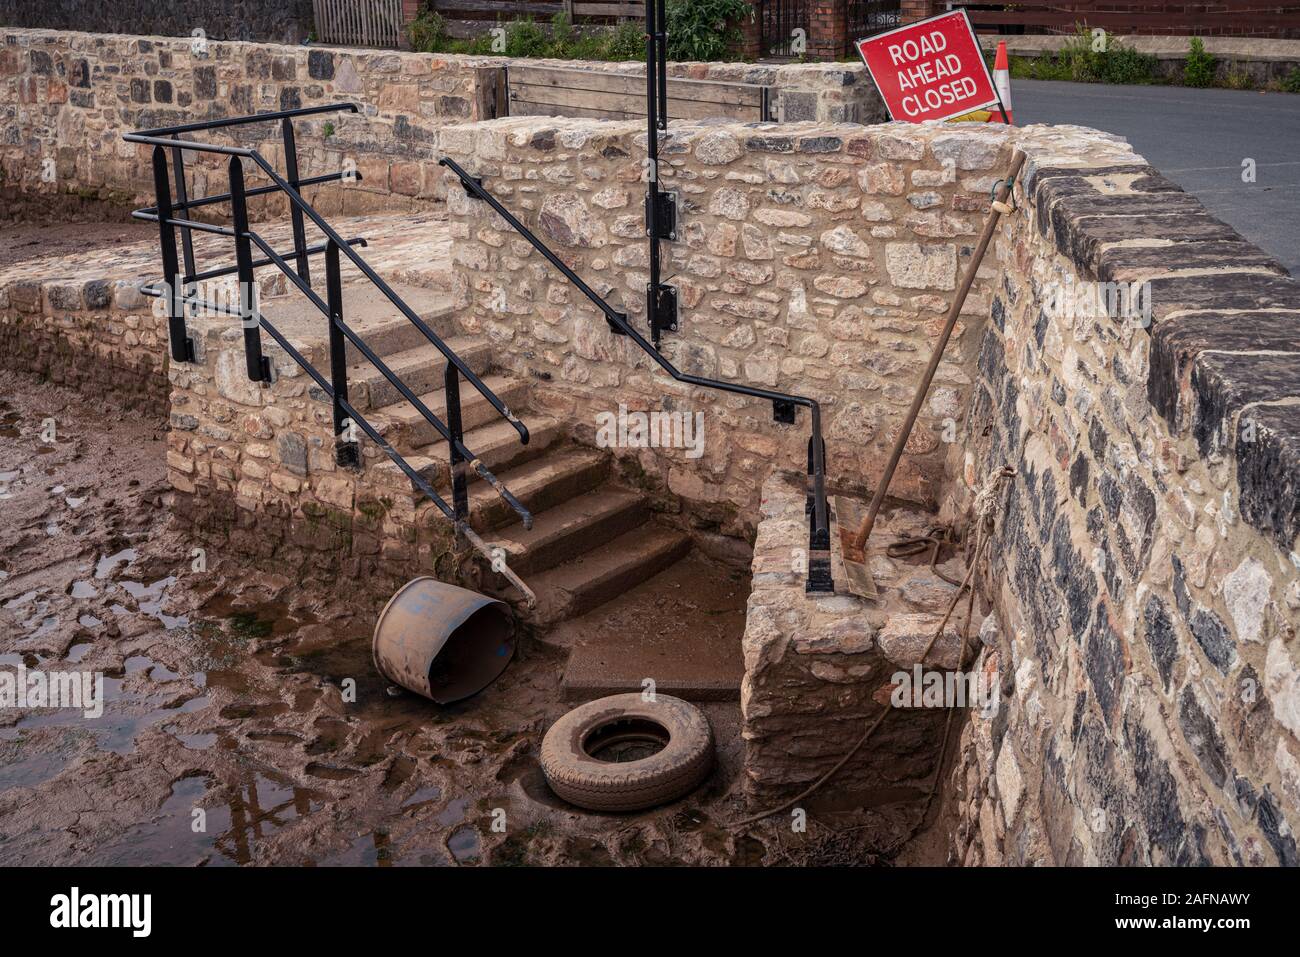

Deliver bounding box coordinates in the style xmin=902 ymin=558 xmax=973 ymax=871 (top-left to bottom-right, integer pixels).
xmin=980 ymin=33 xmax=1300 ymax=63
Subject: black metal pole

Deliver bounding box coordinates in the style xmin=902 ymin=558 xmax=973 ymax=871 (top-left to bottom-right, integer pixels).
xmin=645 ymin=0 xmax=662 ymax=348
xmin=228 ymin=156 xmax=271 ymax=384
xmin=169 ymin=144 xmax=197 ymax=291
xmin=151 ymin=146 xmax=192 ymax=364
xmin=656 ymin=0 xmax=667 ymax=131
xmin=325 ymin=240 xmax=358 ymax=467
xmin=445 ymin=362 xmax=469 ymax=527
xmin=281 ymin=117 xmax=312 ymax=286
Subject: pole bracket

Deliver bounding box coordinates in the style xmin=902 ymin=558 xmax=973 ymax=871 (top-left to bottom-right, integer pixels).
xmin=649 ymin=283 xmax=678 ymax=338
xmin=646 ymin=189 xmax=678 ymax=241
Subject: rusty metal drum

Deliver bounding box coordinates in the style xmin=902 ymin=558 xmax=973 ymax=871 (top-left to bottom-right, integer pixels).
xmin=372 ymin=577 xmax=516 ymax=704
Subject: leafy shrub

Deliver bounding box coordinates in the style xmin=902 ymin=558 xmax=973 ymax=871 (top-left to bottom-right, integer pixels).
xmin=1101 ymin=45 xmax=1157 ymax=85
xmin=550 ymin=11 xmax=576 ymax=48
xmin=1184 ymin=37 xmax=1217 ymax=87
xmin=604 ymin=21 xmax=647 ymax=61
xmin=665 ymin=0 xmax=752 ymax=62
xmin=1280 ymin=67 xmax=1300 ymax=94
xmin=407 ymin=10 xmax=448 ymax=52
xmin=505 ymin=18 xmax=550 ymax=58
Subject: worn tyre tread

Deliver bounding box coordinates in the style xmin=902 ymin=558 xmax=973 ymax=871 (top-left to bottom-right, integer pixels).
xmin=540 ymin=693 xmax=714 ymax=812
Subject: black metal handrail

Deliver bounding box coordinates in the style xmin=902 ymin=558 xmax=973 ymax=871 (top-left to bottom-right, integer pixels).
xmin=124 ymin=104 xmax=538 ymax=604
xmin=439 ymin=155 xmax=834 ymax=593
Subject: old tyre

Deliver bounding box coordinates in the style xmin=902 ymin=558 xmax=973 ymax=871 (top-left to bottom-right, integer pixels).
xmin=540 ymin=693 xmax=714 ymax=812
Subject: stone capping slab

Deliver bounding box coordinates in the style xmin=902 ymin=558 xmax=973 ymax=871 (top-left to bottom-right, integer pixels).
xmin=1022 ymin=149 xmax=1300 ymax=552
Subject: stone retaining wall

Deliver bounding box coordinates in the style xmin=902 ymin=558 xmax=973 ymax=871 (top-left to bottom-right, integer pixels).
xmin=0 ymin=275 xmax=168 ymax=418
xmin=0 ymin=27 xmax=883 ymax=221
xmin=165 ymin=317 xmax=466 ymax=597
xmin=1 ymin=28 xmax=499 ymax=217
xmin=441 ymin=116 xmax=1013 ymax=532
xmin=945 ymin=139 xmax=1300 ymax=866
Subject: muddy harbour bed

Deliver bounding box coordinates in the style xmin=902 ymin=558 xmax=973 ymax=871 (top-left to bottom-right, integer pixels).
xmin=0 ymin=371 xmax=949 ymax=866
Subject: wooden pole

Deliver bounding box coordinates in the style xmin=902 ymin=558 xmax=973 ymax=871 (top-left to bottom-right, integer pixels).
xmin=850 ymin=149 xmax=1026 ymax=554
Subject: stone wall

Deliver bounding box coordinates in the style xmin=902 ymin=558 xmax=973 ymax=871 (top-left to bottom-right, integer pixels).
xmin=946 ymin=137 xmax=1300 ymax=865
xmin=441 ymin=116 xmax=1012 ymax=531
xmin=165 ymin=317 xmax=466 ymax=597
xmin=0 ymin=0 xmax=315 ymax=45
xmin=0 ymin=28 xmax=504 ymax=216
xmin=0 ymin=27 xmax=883 ymax=221
xmin=0 ymin=273 xmax=168 ymax=418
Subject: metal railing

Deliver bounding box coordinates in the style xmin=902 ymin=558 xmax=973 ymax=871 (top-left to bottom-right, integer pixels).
xmin=124 ymin=105 xmax=538 ymax=605
xmin=440 ymin=158 xmax=834 ymax=594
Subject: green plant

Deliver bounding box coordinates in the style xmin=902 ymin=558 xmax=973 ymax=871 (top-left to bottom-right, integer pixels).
xmin=550 ymin=10 xmax=576 ymax=50
xmin=600 ymin=21 xmax=644 ymax=60
xmin=665 ymin=0 xmax=752 ymax=62
xmin=1280 ymin=67 xmax=1300 ymax=94
xmin=1100 ymin=44 xmax=1157 ymax=85
xmin=505 ymin=18 xmax=550 ymax=58
xmin=407 ymin=10 xmax=448 ymax=53
xmin=1184 ymin=37 xmax=1217 ymax=87
xmin=322 ymin=121 xmax=335 ymax=137
xmin=1224 ymin=69 xmax=1254 ymax=90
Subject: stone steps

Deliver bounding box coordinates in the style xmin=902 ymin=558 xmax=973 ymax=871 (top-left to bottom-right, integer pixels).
xmin=374 ymin=373 xmax=530 ymax=449
xmin=486 ymin=486 xmax=649 ymax=579
xmin=341 ymin=297 xmax=458 ymax=361
xmin=468 ymin=445 xmax=610 ymax=532
xmin=369 ymin=414 xmax=564 ymax=494
xmin=517 ymin=523 xmax=692 ymax=630
xmin=347 ymin=337 xmax=493 ymax=412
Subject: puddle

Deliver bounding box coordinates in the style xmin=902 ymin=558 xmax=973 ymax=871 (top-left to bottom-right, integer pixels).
xmin=447 ymin=825 xmax=481 ymax=863
xmin=400 ymin=784 xmax=443 ymax=809
xmin=94 ymin=548 xmax=137 ymax=579
xmin=70 ymin=580 xmax=97 ymax=599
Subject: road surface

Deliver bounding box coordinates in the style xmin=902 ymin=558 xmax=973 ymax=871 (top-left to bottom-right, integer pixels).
xmin=1013 ymin=80 xmax=1300 ymax=275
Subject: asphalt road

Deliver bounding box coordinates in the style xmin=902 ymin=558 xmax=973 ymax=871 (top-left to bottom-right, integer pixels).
xmin=1012 ymin=80 xmax=1300 ymax=275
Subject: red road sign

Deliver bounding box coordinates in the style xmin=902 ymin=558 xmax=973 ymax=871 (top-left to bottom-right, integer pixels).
xmin=855 ymin=10 xmax=1000 ymax=124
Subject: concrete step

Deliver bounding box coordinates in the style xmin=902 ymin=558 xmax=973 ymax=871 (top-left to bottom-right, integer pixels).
xmin=554 ymin=552 xmax=748 ymax=702
xmin=348 ymin=337 xmax=493 ymax=412
xmin=375 ymin=373 xmax=529 ymax=449
xmin=486 ymin=486 xmax=649 ymax=580
xmin=519 ymin=523 xmax=692 ymax=628
xmin=469 ymin=446 xmax=610 ymax=533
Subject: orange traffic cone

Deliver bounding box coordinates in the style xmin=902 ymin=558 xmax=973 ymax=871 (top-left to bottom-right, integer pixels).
xmin=991 ymin=40 xmax=1014 ymax=124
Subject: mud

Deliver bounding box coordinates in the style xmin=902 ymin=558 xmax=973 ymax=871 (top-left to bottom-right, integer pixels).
xmin=0 ymin=216 xmax=138 ymax=268
xmin=0 ymin=369 xmax=948 ymax=866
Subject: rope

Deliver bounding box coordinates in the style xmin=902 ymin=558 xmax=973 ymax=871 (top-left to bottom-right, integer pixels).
xmin=729 ymin=465 xmax=1016 ymax=832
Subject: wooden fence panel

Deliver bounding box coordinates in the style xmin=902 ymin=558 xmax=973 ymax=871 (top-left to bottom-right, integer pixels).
xmin=950 ymin=2 xmax=1300 ymax=34
xmin=313 ymin=0 xmax=405 ymax=48
xmin=508 ymin=64 xmax=771 ymax=122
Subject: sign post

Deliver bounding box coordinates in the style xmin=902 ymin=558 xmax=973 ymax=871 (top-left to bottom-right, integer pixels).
xmin=855 ymin=10 xmax=1006 ymax=124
